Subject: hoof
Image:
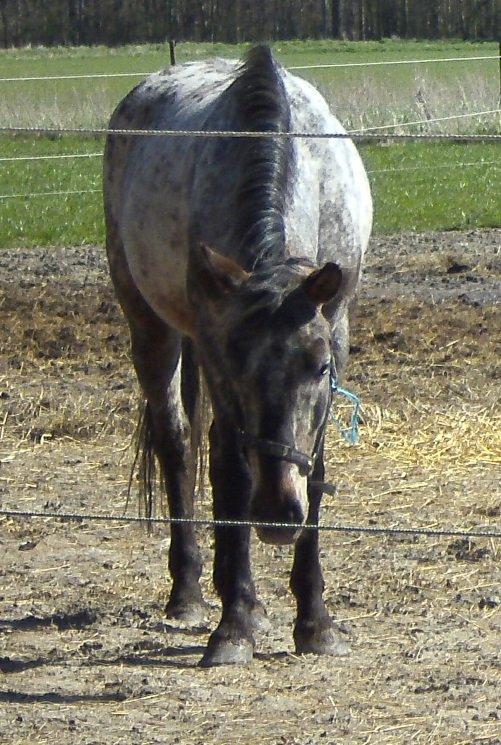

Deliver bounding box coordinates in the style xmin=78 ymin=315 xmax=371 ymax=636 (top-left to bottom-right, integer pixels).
xmin=199 ymin=637 xmax=254 ymax=667
xmin=250 ymin=603 xmax=271 ymax=633
xmin=294 ymin=623 xmax=350 ymax=656
xmin=165 ymin=599 xmax=209 ymax=626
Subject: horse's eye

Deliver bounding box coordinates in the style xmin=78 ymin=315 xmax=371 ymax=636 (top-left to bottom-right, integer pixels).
xmin=318 ymin=362 xmax=330 ymax=377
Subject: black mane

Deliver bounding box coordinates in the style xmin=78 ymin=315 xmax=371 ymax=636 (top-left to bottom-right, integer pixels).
xmin=229 ymin=45 xmax=294 ymax=270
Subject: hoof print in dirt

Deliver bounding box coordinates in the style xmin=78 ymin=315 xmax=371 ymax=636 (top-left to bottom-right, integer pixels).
xmin=446 ymin=260 xmax=471 ymax=274
xmin=447 ymin=539 xmax=490 ymax=562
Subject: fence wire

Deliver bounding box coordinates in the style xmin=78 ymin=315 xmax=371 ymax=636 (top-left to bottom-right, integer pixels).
xmin=0 ymin=152 xmax=102 ymax=163
xmin=0 ymin=508 xmax=499 ymax=540
xmin=349 ymin=108 xmax=501 ymax=133
xmin=368 ymin=160 xmax=500 ymax=174
xmin=2 ymin=108 xmax=499 ymax=166
xmin=289 ymin=54 xmax=501 ymax=70
xmin=0 ymin=54 xmax=499 ymax=83
xmin=2 ymin=160 xmax=499 ymax=201
xmin=0 ymin=188 xmax=101 ymax=200
xmin=1 ymin=125 xmax=500 ymax=142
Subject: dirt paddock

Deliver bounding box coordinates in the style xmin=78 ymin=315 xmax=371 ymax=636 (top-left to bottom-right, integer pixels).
xmin=0 ymin=230 xmax=499 ymax=744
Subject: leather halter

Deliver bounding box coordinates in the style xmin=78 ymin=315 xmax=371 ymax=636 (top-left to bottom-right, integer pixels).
xmin=238 ymin=427 xmax=337 ymax=496
xmin=238 ymin=430 xmax=315 ymax=477
xmin=238 ymin=364 xmax=335 ymax=481
xmin=236 ymin=364 xmax=359 ymax=498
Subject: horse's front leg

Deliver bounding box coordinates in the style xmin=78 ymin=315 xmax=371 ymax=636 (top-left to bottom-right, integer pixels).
xmin=200 ymin=424 xmax=261 ymax=667
xmin=290 ymin=448 xmax=349 ymax=656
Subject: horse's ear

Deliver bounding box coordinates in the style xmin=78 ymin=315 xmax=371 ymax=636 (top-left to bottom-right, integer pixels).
xmin=189 ymin=243 xmax=250 ymax=303
xmin=302 ymin=262 xmax=342 ymax=305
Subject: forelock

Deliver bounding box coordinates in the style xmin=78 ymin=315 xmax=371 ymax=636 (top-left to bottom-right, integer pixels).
xmin=226 ymin=258 xmax=327 ymax=371
xmin=235 ymin=257 xmax=316 ymax=321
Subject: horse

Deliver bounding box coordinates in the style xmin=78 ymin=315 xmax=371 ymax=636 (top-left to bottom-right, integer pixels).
xmin=103 ymin=45 xmax=372 ymax=667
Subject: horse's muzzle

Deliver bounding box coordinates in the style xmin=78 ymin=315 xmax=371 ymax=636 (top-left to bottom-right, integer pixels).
xmin=250 ymin=492 xmax=306 ymax=545
xmin=254 ymin=523 xmax=304 ymax=545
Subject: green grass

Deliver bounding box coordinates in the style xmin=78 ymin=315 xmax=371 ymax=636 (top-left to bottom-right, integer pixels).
xmin=1 ymin=39 xmax=499 ymax=131
xmin=0 ymin=137 xmax=102 ymax=247
xmin=0 ymin=40 xmax=499 ymax=247
xmin=364 ymin=142 xmax=500 ymax=233
xmin=1 ymin=38 xmax=497 ymax=72
xmin=0 ymin=138 xmax=498 ymax=248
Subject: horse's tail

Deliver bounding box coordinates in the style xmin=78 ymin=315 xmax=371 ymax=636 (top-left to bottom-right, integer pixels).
xmin=127 ymin=366 xmax=211 ymax=524
xmin=127 ymin=400 xmax=164 ymax=522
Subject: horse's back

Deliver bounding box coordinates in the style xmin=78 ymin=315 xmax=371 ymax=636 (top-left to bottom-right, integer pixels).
xmin=104 ymin=59 xmax=240 ymax=332
xmin=103 ymin=54 xmax=371 ymax=333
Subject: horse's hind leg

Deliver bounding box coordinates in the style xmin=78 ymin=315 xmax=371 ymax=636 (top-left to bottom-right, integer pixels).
xmin=106 ymin=236 xmax=205 ymax=624
xmin=131 ymin=327 xmax=206 ymax=624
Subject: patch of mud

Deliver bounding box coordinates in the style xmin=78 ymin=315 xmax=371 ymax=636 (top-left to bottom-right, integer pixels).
xmin=366 ymin=229 xmax=500 ymax=306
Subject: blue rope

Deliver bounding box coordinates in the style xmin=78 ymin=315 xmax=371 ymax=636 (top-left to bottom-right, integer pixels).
xmin=330 ymin=374 xmax=362 ymax=445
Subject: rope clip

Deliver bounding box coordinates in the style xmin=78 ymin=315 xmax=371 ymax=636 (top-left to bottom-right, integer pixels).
xmin=330 ymin=373 xmax=362 ymax=445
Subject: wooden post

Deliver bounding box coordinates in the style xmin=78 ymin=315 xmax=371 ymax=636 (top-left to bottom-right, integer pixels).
xmin=169 ymin=40 xmax=176 ymax=66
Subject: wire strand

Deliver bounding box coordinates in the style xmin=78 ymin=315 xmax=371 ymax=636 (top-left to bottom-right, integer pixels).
xmin=367 ymin=160 xmax=500 ymax=174
xmin=2 ymin=109 xmax=499 ymax=164
xmin=2 ymin=160 xmax=499 ymax=200
xmin=0 ymin=508 xmax=498 ymax=540
xmin=350 ymin=108 xmax=500 ymax=133
xmin=1 ymin=125 xmax=500 ymax=141
xmin=288 ymin=54 xmax=501 ymax=71
xmin=0 ymin=55 xmax=499 ymax=83
xmin=0 ymin=152 xmax=102 ymax=163
xmin=0 ymin=188 xmax=101 ymax=200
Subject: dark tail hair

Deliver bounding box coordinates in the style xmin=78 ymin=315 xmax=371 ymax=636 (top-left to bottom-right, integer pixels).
xmin=127 ymin=383 xmax=211 ymax=525
xmin=127 ymin=400 xmax=164 ymax=522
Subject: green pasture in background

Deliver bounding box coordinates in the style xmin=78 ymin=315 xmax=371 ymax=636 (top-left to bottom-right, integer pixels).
xmin=1 ymin=39 xmax=499 ymax=132
xmin=1 ymin=137 xmax=499 ymax=248
xmin=0 ymin=39 xmax=499 ymax=248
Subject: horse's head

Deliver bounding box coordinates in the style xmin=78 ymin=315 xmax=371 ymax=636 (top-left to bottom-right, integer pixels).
xmin=188 ymin=244 xmax=347 ymax=545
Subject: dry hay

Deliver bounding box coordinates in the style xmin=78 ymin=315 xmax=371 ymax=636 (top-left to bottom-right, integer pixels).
xmin=0 ymin=232 xmax=499 ymax=744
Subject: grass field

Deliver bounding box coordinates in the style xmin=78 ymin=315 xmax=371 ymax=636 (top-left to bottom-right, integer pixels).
xmin=0 ymin=39 xmax=499 ymax=247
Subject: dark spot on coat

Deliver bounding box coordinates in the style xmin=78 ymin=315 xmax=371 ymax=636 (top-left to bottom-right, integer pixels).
xmin=160 ymin=90 xmax=176 ymax=105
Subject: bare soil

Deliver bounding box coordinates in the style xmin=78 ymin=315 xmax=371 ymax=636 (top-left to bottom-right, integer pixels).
xmin=0 ymin=230 xmax=499 ymax=745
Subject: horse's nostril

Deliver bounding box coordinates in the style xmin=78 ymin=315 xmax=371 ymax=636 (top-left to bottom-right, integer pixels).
xmin=283 ymin=501 xmax=305 ymax=527
xmin=250 ymin=493 xmax=306 ymax=546
xmin=251 ymin=493 xmax=304 ymax=524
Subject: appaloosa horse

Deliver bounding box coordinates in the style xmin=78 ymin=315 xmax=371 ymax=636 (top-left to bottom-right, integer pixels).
xmin=104 ymin=45 xmax=372 ymax=666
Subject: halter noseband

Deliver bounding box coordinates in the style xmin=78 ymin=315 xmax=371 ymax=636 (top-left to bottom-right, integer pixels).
xmin=238 ymin=364 xmax=336 ymax=479
xmin=238 ymin=364 xmax=361 ymax=493
xmin=238 ymin=430 xmax=315 ymax=477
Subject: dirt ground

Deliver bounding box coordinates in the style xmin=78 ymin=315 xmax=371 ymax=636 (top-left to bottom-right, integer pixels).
xmin=0 ymin=230 xmax=499 ymax=745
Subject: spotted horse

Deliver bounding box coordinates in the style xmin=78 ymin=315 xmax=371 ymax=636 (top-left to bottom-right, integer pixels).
xmin=103 ymin=45 xmax=372 ymax=666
